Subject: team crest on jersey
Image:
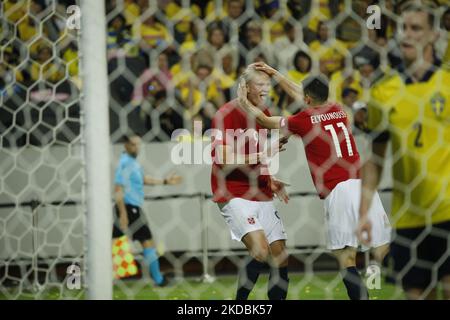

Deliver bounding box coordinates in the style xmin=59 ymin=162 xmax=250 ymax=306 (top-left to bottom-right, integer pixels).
xmin=247 ymin=217 xmax=256 ymax=225
xmin=430 ymin=92 xmax=445 ymax=117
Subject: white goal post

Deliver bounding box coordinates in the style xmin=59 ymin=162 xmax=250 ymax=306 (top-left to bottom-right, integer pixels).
xmin=80 ymin=0 xmax=112 ymax=300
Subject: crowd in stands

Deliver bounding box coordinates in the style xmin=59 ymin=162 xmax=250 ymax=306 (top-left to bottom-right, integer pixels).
xmin=1 ymin=0 xmax=449 ymax=143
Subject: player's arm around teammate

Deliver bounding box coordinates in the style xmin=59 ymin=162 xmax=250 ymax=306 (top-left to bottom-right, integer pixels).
xmin=211 ymin=68 xmax=292 ymax=299
xmin=252 ymin=62 xmax=304 ymax=104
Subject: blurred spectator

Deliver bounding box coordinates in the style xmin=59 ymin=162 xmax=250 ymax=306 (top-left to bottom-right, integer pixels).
xmin=273 ymin=22 xmax=308 ymax=73
xmin=0 ymin=62 xmax=23 ymax=97
xmin=29 ymin=0 xmax=63 ymax=42
xmin=341 ymin=86 xmax=358 ymax=122
xmin=138 ymin=78 xmax=183 ymax=141
xmin=123 ymin=0 xmax=141 ymax=26
xmin=336 ymin=1 xmax=366 ymax=49
xmin=174 ymin=20 xmax=198 ymax=58
xmin=226 ymin=0 xmax=245 ymax=19
xmin=287 ymin=50 xmax=312 ymax=83
xmin=214 ymin=51 xmax=238 ymax=101
xmin=305 ymin=0 xmax=340 ymax=37
xmin=5 ymin=0 xmax=448 ymax=144
xmin=153 ymin=90 xmax=184 ymax=141
xmin=17 ymin=15 xmax=40 ymax=43
xmin=329 ymin=69 xmax=361 ymax=104
xmin=221 ymin=0 xmax=246 ymax=40
xmin=132 ymin=51 xmax=174 ymax=106
xmin=107 ymin=13 xmax=139 ymax=59
xmin=354 ymin=53 xmax=377 ymax=87
xmin=275 ymin=50 xmax=312 ymax=113
xmin=257 ymin=1 xmax=285 ymax=43
xmin=351 ymin=101 xmax=368 ymax=133
xmin=204 ymin=0 xmax=232 ymax=23
xmin=1 ymin=44 xmax=26 ymax=84
xmin=30 ymin=44 xmax=65 ymax=84
xmin=56 ymin=26 xmax=80 ymax=83
xmin=134 ymin=14 xmax=174 ymax=51
xmin=162 ymin=0 xmax=201 ymax=43
xmin=241 ymin=19 xmax=274 ymax=65
xmin=181 ymin=62 xmax=225 ymax=119
xmin=62 ymin=40 xmax=79 ymax=78
xmin=4 ymin=0 xmax=27 ymax=24
xmin=206 ymin=22 xmax=228 ymax=52
xmin=309 ymin=20 xmax=349 ymax=77
xmin=341 ymin=88 xmax=367 ymax=134
xmin=171 ymin=47 xmax=213 ymax=89
xmin=329 ymin=47 xmax=379 ymax=104
xmin=341 ymin=87 xmax=359 ymax=111
xmin=287 ymin=0 xmax=309 ymax=20
xmin=109 ymin=55 xmax=146 ymax=108
xmin=205 ymin=22 xmax=238 ymax=70
xmin=173 ymin=46 xmax=230 ymax=132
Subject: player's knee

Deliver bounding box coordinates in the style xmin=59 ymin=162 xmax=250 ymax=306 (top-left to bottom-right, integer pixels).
xmin=270 ymin=248 xmax=288 ymax=267
xmin=252 ymin=245 xmax=270 ymax=263
xmin=334 ymin=249 xmax=356 ymax=268
xmin=343 ymin=255 xmax=356 ymax=268
xmin=372 ymin=244 xmax=389 ymax=263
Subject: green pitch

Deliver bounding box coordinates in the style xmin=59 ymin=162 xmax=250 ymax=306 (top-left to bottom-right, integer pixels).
xmin=0 ymin=273 xmax=404 ymax=300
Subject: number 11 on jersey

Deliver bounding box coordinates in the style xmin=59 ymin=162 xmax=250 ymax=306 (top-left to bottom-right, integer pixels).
xmin=324 ymin=122 xmax=354 ymax=158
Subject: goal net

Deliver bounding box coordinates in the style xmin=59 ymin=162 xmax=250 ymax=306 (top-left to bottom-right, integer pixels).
xmin=1 ymin=0 xmax=449 ymax=300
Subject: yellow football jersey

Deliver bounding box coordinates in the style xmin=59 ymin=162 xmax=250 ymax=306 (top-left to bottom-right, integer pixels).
xmin=287 ymin=69 xmax=309 ymax=84
xmin=329 ymin=70 xmax=364 ymax=103
xmin=309 ymin=39 xmax=348 ymax=75
xmin=368 ymin=68 xmax=450 ymax=229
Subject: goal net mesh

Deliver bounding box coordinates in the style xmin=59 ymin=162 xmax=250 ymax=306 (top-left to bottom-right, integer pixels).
xmin=1 ymin=0 xmax=449 ymax=300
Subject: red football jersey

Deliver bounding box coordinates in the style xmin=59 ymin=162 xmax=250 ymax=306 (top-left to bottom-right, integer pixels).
xmin=281 ymin=103 xmax=360 ymax=199
xmin=211 ymin=99 xmax=273 ymax=203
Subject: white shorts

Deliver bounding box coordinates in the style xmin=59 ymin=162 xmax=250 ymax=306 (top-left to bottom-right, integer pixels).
xmin=218 ymin=198 xmax=287 ymax=244
xmin=324 ymin=179 xmax=391 ymax=251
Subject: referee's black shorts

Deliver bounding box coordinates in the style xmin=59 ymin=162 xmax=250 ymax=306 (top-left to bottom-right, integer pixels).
xmin=387 ymin=220 xmax=450 ymax=291
xmin=112 ymin=204 xmax=153 ymax=242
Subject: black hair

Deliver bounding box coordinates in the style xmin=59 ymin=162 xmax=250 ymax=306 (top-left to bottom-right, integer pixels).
xmin=283 ymin=21 xmax=295 ymax=32
xmin=302 ymin=76 xmax=329 ymax=103
xmin=293 ymin=50 xmax=312 ymax=73
xmin=207 ymin=21 xmax=229 ymax=43
xmin=123 ymin=134 xmax=140 ymax=143
xmin=342 ymin=87 xmax=359 ymax=99
xmin=108 ymin=13 xmax=126 ymax=28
